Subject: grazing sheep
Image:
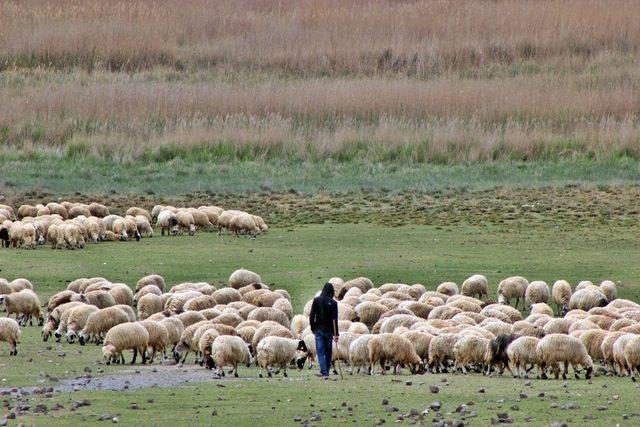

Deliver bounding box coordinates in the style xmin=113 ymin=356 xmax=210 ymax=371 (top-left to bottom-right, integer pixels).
xmin=251 ymin=323 xmax=294 ymax=351
xmin=108 ymin=285 xmax=134 ymax=306
xmin=599 ymin=280 xmax=617 ymax=302
xmin=229 ymin=212 xmax=259 ymax=237
xmin=291 ymin=315 xmax=310 ymax=339
xmin=511 ymin=321 xmax=544 ymax=338
xmin=137 ymin=294 xmax=163 ymax=320
xmin=68 ymin=205 xmax=91 ymax=218
xmin=525 ymin=281 xmax=550 ymax=308
xmin=436 ymin=282 xmax=459 ymax=297
xmin=46 ymin=290 xmax=87 ymax=312
xmin=543 ymin=318 xmax=572 ymax=335
xmin=454 ymin=335 xmax=490 ymax=374
xmin=176 ymin=311 xmax=207 ymax=328
xmin=536 ymin=334 xmax=594 ymax=379
xmin=160 ymin=317 xmax=184 ymax=351
xmin=612 ymin=334 xmax=636 ymax=376
xmin=256 ymin=336 xmax=309 ymax=378
xmin=578 ymin=329 xmax=608 ymax=363
xmin=349 ymin=334 xmax=376 ymax=374
xmin=126 ymin=207 xmax=151 ymax=221
xmin=88 ymin=202 xmax=110 ymax=218
xmin=176 ymin=211 xmax=197 ymax=236
xmin=428 ymin=333 xmax=460 ymax=373
xmin=102 ymin=322 xmax=150 ymax=365
xmin=461 ymin=274 xmax=488 ymax=300
xmin=530 ymin=303 xmax=554 ymax=317
xmin=379 ymin=314 xmax=422 ymax=334
xmin=569 ymin=288 xmax=608 ymax=311
xmin=623 ymin=335 xmax=640 ymax=380
xmin=138 ymin=320 xmax=170 ymax=362
xmin=207 ymin=335 xmax=252 ymax=377
xmin=342 ymin=277 xmax=374 ymax=294
xmin=0 ymin=290 xmax=43 ymax=326
xmin=497 ymin=276 xmax=529 ymax=308
xmin=575 ymin=281 xmax=595 ymax=291
xmin=0 ymin=318 xmax=21 ymax=355
xmin=213 ymin=288 xmax=242 ymax=305
xmin=368 ymin=333 xmax=422 ymax=375
xmin=135 ymin=216 xmax=154 ymax=238
xmin=229 ymin=269 xmax=262 ymax=289
xmin=10 ymin=278 xmax=34 ymax=292
xmin=183 ymin=295 xmax=216 ymax=312
xmin=78 ymin=306 xmax=130 ymax=345
xmin=552 ymin=280 xmax=572 ymax=316
xmin=135 ymin=274 xmax=166 ymax=293
xmin=601 ymin=331 xmax=627 ymax=374
xmin=85 ymin=290 xmax=116 ymax=309
xmin=64 ymin=304 xmax=99 ymax=343
xmin=157 ymin=210 xmax=179 ymax=236
xmin=247 ymin=307 xmax=289 ymax=329
xmin=507 ymin=336 xmax=540 ymax=378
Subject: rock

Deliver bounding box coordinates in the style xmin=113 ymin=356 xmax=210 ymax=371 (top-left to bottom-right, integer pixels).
xmin=451 ymin=420 xmax=464 ymax=427
xmin=211 ymin=410 xmax=218 ymax=416
xmin=293 ymin=416 xmax=302 ymax=422
xmin=385 ymin=406 xmax=399 ymax=413
xmin=375 ymin=419 xmax=385 ymax=425
xmin=430 ymin=402 xmax=442 ymax=411
xmin=519 ymin=392 xmax=528 ymax=399
xmin=58 ymin=352 xmax=66 ymax=357
xmin=6 ymin=413 xmax=14 ymax=420
xmin=562 ymin=382 xmax=569 ymax=388
xmin=537 ymin=392 xmax=545 ymax=398
xmin=84 ymin=367 xmax=92 ymax=373
xmin=409 ymin=409 xmax=419 ymax=417
xmin=623 ymin=415 xmax=629 ymax=420
xmin=510 ymin=405 xmax=519 ymax=411
xmin=0 ymin=420 xmax=6 ymax=426
xmin=597 ymin=406 xmax=608 ymax=411
xmin=560 ymin=402 xmax=579 ymax=410
xmin=497 ymin=412 xmax=509 ymax=420
xmin=421 ymin=409 xmax=429 ymax=416
xmin=455 ymin=404 xmax=467 ymax=413
xmin=112 ymin=417 xmax=119 ymax=423
xmin=129 ymin=404 xmax=139 ymax=410
xmin=440 ymin=378 xmax=447 ymax=383
xmin=429 ymin=385 xmax=440 ymax=394
xmin=549 ymin=423 xmax=568 ymax=427
xmin=550 ymin=403 xmax=558 ymax=408
xmin=98 ymin=414 xmax=113 ymax=421
xmin=468 ymin=411 xmax=478 ymax=418
xmin=584 ymin=414 xmax=596 ymax=420
xmin=613 ymin=394 xmax=620 ymax=400
xmin=33 ymin=404 xmax=47 ymax=413
xmin=478 ymin=388 xmax=486 ymax=393
xmin=405 ymin=381 xmax=412 ymax=386
xmin=310 ymin=412 xmax=321 ymax=421
xmin=524 ymin=416 xmax=535 ymax=422
xmin=150 ymin=368 xmax=158 ymax=373
xmin=524 ymin=381 xmax=532 ymax=386
xmin=382 ymin=399 xmax=389 ymax=405
xmin=490 ymin=418 xmax=499 ymax=425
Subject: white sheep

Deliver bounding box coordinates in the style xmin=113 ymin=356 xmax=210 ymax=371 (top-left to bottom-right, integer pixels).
xmin=536 ymin=333 xmax=594 ymax=380
xmin=497 ymin=276 xmax=529 ymax=308
xmin=256 ymin=336 xmax=309 ymax=378
xmin=229 ymin=269 xmax=262 ymax=289
xmin=368 ymin=333 xmax=423 ymax=375
xmin=207 ymin=335 xmax=252 ymax=377
xmin=551 ymin=280 xmax=572 ymax=315
xmin=0 ymin=290 xmax=43 ymax=326
xmin=507 ymin=336 xmax=540 ymax=378
xmin=461 ymin=274 xmax=488 ymax=300
xmin=525 ymin=280 xmax=549 ymax=308
xmin=102 ymin=322 xmax=150 ymax=365
xmin=0 ymin=317 xmax=21 ymax=355
xmin=78 ymin=306 xmax=131 ymax=345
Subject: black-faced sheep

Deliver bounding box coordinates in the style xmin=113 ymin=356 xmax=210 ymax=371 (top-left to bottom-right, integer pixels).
xmin=206 ymin=335 xmax=252 ymax=377
xmin=256 ymin=336 xmax=308 ymax=377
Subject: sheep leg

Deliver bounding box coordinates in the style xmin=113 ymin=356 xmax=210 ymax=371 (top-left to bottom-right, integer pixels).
xmin=233 ymin=363 xmax=239 ymax=378
xmin=131 ymin=347 xmax=138 ymax=364
xmin=539 ymin=362 xmax=548 ymax=379
xmin=379 ymin=359 xmax=386 ymax=375
xmin=283 ymin=364 xmax=288 ymax=378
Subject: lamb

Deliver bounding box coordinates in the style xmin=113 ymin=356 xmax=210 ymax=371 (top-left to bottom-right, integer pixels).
xmin=599 ymin=280 xmax=617 ymax=302
xmin=102 ymin=322 xmax=149 ymax=365
xmin=77 ymin=306 xmax=131 ymax=345
xmin=0 ymin=290 xmax=44 ymax=326
xmin=368 ymin=333 xmax=422 ymax=375
xmin=461 ymin=274 xmax=488 ymax=300
xmin=552 ymin=280 xmax=572 ymax=316
xmin=256 ymin=336 xmax=309 ymax=377
xmin=229 ymin=269 xmax=262 ymax=289
xmin=206 ymin=335 xmax=252 ymax=377
xmin=536 ymin=334 xmax=594 ymax=379
xmin=176 ymin=211 xmax=196 ymax=235
xmin=569 ymin=288 xmax=608 ymax=311
xmin=507 ymin=336 xmax=540 ymax=378
xmin=525 ymin=280 xmax=550 ymax=308
xmin=454 ymin=335 xmax=490 ymax=374
xmin=137 ymin=294 xmax=164 ymax=320
xmin=138 ymin=320 xmax=170 ymax=362
xmin=157 ymin=210 xmax=179 ymax=236
xmin=497 ymin=276 xmax=529 ymax=308
xmin=436 ymin=282 xmax=459 ymax=297
xmin=0 ymin=318 xmax=21 ymax=355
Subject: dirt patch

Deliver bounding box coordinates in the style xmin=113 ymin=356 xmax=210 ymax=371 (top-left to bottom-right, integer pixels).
xmin=4 ymin=186 xmax=640 ymax=230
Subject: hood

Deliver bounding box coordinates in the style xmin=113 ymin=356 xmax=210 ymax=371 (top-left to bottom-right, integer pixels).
xmin=321 ymin=282 xmax=335 ymax=299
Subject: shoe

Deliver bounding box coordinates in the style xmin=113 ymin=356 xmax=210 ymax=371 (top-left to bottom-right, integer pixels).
xmin=322 ymin=376 xmax=329 ymax=380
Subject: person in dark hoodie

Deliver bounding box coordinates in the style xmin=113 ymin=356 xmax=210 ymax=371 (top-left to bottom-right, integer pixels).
xmin=309 ymin=282 xmax=339 ymax=379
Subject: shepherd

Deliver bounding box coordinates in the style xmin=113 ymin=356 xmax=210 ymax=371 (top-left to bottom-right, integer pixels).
xmin=309 ymin=282 xmax=339 ymax=379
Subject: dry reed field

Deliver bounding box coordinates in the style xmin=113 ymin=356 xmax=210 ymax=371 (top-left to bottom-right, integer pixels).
xmin=0 ymin=0 xmax=639 ymax=164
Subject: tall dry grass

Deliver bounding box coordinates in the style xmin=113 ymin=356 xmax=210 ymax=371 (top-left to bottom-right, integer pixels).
xmin=1 ymin=0 xmax=639 ymax=163
xmin=1 ymin=0 xmax=639 ymax=74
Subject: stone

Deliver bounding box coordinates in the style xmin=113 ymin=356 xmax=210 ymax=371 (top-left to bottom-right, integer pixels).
xmin=478 ymin=388 xmax=486 ymax=393
xmin=430 ymin=402 xmax=442 ymax=411
xmin=382 ymin=399 xmax=389 ymax=405
xmin=519 ymin=392 xmax=528 ymax=399
xmin=429 ymin=385 xmax=440 ymax=394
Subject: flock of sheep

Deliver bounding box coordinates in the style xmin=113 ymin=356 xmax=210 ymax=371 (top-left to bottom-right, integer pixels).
xmin=0 ymin=202 xmax=267 ymax=250
xmin=2 ymin=272 xmax=640 ymax=381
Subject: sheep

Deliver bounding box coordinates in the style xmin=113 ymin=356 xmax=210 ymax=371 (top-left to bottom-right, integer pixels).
xmin=137 ymin=294 xmax=163 ymax=320
xmin=578 ymin=329 xmax=608 ymax=363
xmin=135 ymin=274 xmax=166 ymax=294
xmin=507 ymin=336 xmax=540 ymax=378
xmin=251 ymin=323 xmax=294 ymax=351
xmin=599 ymin=280 xmax=617 ymax=302
xmin=511 ymin=321 xmax=544 ymax=338
xmin=114 ymin=304 xmax=136 ymax=322
xmin=212 ymin=311 xmax=244 ymax=328
xmin=160 ymin=317 xmax=184 ymax=352
xmin=428 ymin=333 xmax=459 ymax=373
xmin=446 ymin=299 xmax=481 ymax=313
xmin=256 ymin=336 xmax=308 ymax=377
xmin=570 ymin=288 xmax=608 ymax=311
xmin=525 ymin=280 xmax=549 ymax=308
xmin=612 ymin=333 xmax=637 ymax=376
xmin=77 ymin=306 xmax=130 ymax=345
xmin=65 ymin=304 xmax=99 ymax=343
xmin=247 ymin=307 xmax=289 ymax=329
xmin=229 ymin=212 xmax=259 ymax=237
xmin=164 ymin=291 xmax=203 ymax=314
xmin=189 ymin=209 xmax=214 ymax=231
xmin=88 ymin=202 xmax=110 ymax=218
xmin=530 ymin=303 xmax=554 ymax=317
xmin=497 ymin=276 xmax=529 ymax=308
xmin=183 ymin=295 xmax=216 ymax=312
xmin=176 ymin=211 xmax=196 ymax=235
xmin=45 ymin=203 xmax=67 ymax=218
xmin=68 ymin=205 xmax=91 ymax=218
xmin=213 ymin=288 xmax=242 ymax=305
xmin=453 ymin=335 xmax=490 ymax=374
xmin=349 ymin=334 xmax=375 ymax=374
xmin=10 ymin=278 xmax=34 ymax=292
xmin=461 ymin=274 xmax=488 ymax=300
xmin=342 ymin=277 xmax=374 ymax=294
xmin=157 ymin=210 xmax=179 ymax=236
xmin=138 ymin=320 xmax=170 ymax=362
xmin=485 ymin=334 xmax=518 ymax=376
xmin=85 ymin=290 xmax=116 ymax=309
xmin=552 ymin=280 xmax=572 ymax=316
xmin=436 ymin=282 xmax=459 ymax=297
xmin=133 ymin=215 xmax=153 ymax=238
xmin=0 ymin=290 xmax=43 ymax=326
xmin=367 ymin=333 xmax=422 ymax=375
xmin=536 ymin=334 xmax=594 ymax=379
xmin=176 ymin=311 xmax=207 ymax=328
xmin=252 ymin=214 xmax=268 ymax=234
xmin=291 ymin=315 xmax=310 ymax=339
xmin=172 ymin=320 xmax=211 ymax=363
xmin=379 ymin=314 xmax=422 ymax=334
xmin=0 ymin=318 xmax=21 ymax=355
xmin=17 ymin=204 xmax=38 ymax=219
xmin=623 ymin=335 xmax=640 ymax=380
xmin=207 ymin=335 xmax=252 ymax=377
xmin=229 ymin=269 xmax=262 ymax=289
xmin=46 ymin=290 xmax=87 ymax=312
xmin=102 ymin=322 xmax=149 ymax=365
xmin=575 ymin=280 xmax=595 ymax=291
xmin=126 ymin=207 xmax=151 ymax=221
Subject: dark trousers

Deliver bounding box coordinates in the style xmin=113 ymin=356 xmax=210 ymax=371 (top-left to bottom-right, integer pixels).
xmin=314 ymin=330 xmax=333 ymax=377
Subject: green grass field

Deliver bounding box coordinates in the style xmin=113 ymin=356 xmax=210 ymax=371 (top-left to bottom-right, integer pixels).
xmin=1 ymin=223 xmax=640 ymax=425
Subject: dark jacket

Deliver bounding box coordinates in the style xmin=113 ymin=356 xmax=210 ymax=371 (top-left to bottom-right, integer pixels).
xmin=309 ymin=283 xmax=339 ymax=336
